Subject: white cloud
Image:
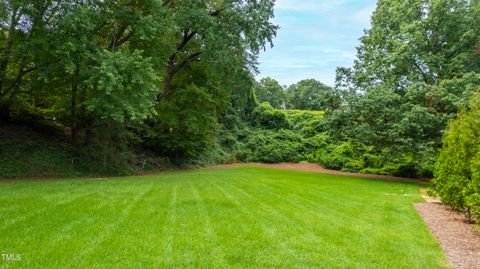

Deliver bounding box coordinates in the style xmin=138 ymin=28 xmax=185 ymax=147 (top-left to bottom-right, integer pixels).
xmin=349 ymin=5 xmax=376 ymax=27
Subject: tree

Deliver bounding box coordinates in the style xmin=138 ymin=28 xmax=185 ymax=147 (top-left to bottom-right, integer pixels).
xmin=253 ymin=77 xmax=285 ymax=108
xmin=0 ymin=0 xmax=56 ymax=117
xmin=434 ymin=91 xmax=480 ymax=223
xmin=286 ymin=79 xmax=340 ymax=111
xmin=351 ymin=0 xmax=480 ymax=91
xmin=0 ymin=0 xmax=278 ymax=169
xmin=324 ymin=0 xmax=480 ymax=176
xmin=157 ymin=0 xmax=278 ymax=99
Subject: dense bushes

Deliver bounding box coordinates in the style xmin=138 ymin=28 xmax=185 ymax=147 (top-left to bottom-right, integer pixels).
xmin=145 ymin=85 xmax=220 ymax=158
xmin=313 ymin=142 xmax=434 ymax=178
xmin=433 ymin=92 xmax=480 ymax=223
xmin=284 ymin=110 xmax=325 ymax=136
xmin=232 ymin=107 xmax=326 ymax=163
xmin=235 ymin=129 xmax=328 ymax=163
xmin=251 ymin=102 xmax=290 ymax=129
xmin=236 ymin=129 xmax=306 ymax=163
xmin=232 ymin=102 xmax=434 ymax=178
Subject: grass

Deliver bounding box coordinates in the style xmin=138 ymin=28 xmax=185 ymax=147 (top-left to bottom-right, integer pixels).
xmin=0 ymin=167 xmax=449 ymax=268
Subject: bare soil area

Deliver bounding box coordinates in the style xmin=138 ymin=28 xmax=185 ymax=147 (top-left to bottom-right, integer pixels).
xmin=210 ymin=162 xmax=425 ymax=183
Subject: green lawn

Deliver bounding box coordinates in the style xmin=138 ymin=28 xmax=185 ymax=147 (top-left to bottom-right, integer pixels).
xmin=0 ymin=167 xmax=449 ymax=268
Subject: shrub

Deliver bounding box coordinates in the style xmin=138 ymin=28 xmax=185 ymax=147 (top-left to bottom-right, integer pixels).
xmin=236 ymin=129 xmax=309 ymax=163
xmin=433 ymin=91 xmax=480 ymax=223
xmin=251 ymin=102 xmax=290 ymax=129
xmin=284 ymin=109 xmax=325 ymax=136
xmin=314 ymin=142 xmax=365 ymax=171
xmin=146 ymin=85 xmax=219 ymax=158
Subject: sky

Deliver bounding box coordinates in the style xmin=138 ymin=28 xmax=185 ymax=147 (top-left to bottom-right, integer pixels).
xmin=257 ymin=0 xmax=378 ymax=87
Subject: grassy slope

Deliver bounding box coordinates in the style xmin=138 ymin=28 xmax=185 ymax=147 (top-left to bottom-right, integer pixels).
xmin=0 ymin=167 xmax=449 ymax=268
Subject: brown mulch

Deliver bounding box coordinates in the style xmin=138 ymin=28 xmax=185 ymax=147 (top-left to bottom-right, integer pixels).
xmin=415 ymin=201 xmax=480 ymax=269
xmin=209 ymin=163 xmax=426 ymax=183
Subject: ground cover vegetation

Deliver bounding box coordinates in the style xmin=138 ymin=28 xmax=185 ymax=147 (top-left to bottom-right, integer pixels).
xmin=0 ymin=167 xmax=450 ymax=268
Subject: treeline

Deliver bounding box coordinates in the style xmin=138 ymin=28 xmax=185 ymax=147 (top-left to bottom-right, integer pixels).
xmin=254 ymin=78 xmax=340 ymax=111
xmin=0 ymin=0 xmax=277 ymax=174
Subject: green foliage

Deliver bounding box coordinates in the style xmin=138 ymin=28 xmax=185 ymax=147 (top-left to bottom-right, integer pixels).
xmin=147 ymin=85 xmax=220 ymax=158
xmin=286 ymin=79 xmax=340 ymax=111
xmin=0 ymin=0 xmax=277 ymax=175
xmin=253 ymin=77 xmax=286 ymax=108
xmin=236 ymin=129 xmax=306 ymax=163
xmin=434 ymin=91 xmax=480 ymax=222
xmin=228 ymin=106 xmax=328 ymax=165
xmin=324 ymin=0 xmax=480 ymax=178
xmin=2 ymin=0 xmax=479 ymax=182
xmin=78 ymin=121 xmax=136 ymax=175
xmin=0 ymin=123 xmax=79 ymax=178
xmin=313 ymin=141 xmax=435 ymax=178
xmin=251 ymin=102 xmax=290 ymax=130
xmin=84 ymin=50 xmax=158 ymax=123
xmin=284 ymin=109 xmax=325 ymax=136
xmin=0 ymin=121 xmax=160 ymax=177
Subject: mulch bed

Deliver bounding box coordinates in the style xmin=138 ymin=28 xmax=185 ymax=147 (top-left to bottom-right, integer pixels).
xmin=415 ymin=201 xmax=480 ymax=269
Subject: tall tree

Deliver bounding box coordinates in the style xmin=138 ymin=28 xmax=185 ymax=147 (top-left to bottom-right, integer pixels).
xmin=327 ymin=0 xmax=480 ymax=173
xmin=253 ymin=77 xmax=285 ymax=108
xmin=157 ymin=0 xmax=278 ymax=99
xmin=286 ymin=79 xmax=339 ymax=111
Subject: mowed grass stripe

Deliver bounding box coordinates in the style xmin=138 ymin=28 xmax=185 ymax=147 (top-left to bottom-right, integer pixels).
xmin=207 ymin=168 xmax=448 ymax=268
xmin=206 ymin=173 xmax=308 ymax=267
xmin=74 ymin=182 xmax=157 ymax=268
xmin=0 ymin=167 xmax=450 ymax=269
xmin=217 ymin=170 xmax=363 ymax=267
xmin=206 ymin=176 xmax=301 ymax=266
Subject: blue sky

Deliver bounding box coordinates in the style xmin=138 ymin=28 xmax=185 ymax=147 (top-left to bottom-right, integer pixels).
xmin=257 ymin=0 xmax=377 ymax=87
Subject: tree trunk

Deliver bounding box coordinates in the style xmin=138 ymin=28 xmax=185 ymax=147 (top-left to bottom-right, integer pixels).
xmin=0 ymin=7 xmax=20 ymax=92
xmin=159 ymin=67 xmax=175 ymax=100
xmin=71 ymin=66 xmax=80 ymax=143
xmin=465 ymin=208 xmax=473 ymax=224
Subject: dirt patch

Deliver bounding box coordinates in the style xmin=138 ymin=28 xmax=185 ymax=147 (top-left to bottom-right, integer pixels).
xmin=210 ymin=163 xmax=426 ymax=183
xmin=1 ymin=162 xmax=424 ymax=183
xmin=415 ymin=202 xmax=480 ymax=269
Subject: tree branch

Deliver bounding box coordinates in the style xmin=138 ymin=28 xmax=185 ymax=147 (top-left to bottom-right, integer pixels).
xmin=411 ymin=59 xmax=430 ymax=85
xmin=3 ymin=65 xmax=37 ymax=96
xmin=173 ymin=52 xmax=201 ymax=73
xmin=177 ymin=29 xmax=196 ymax=51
